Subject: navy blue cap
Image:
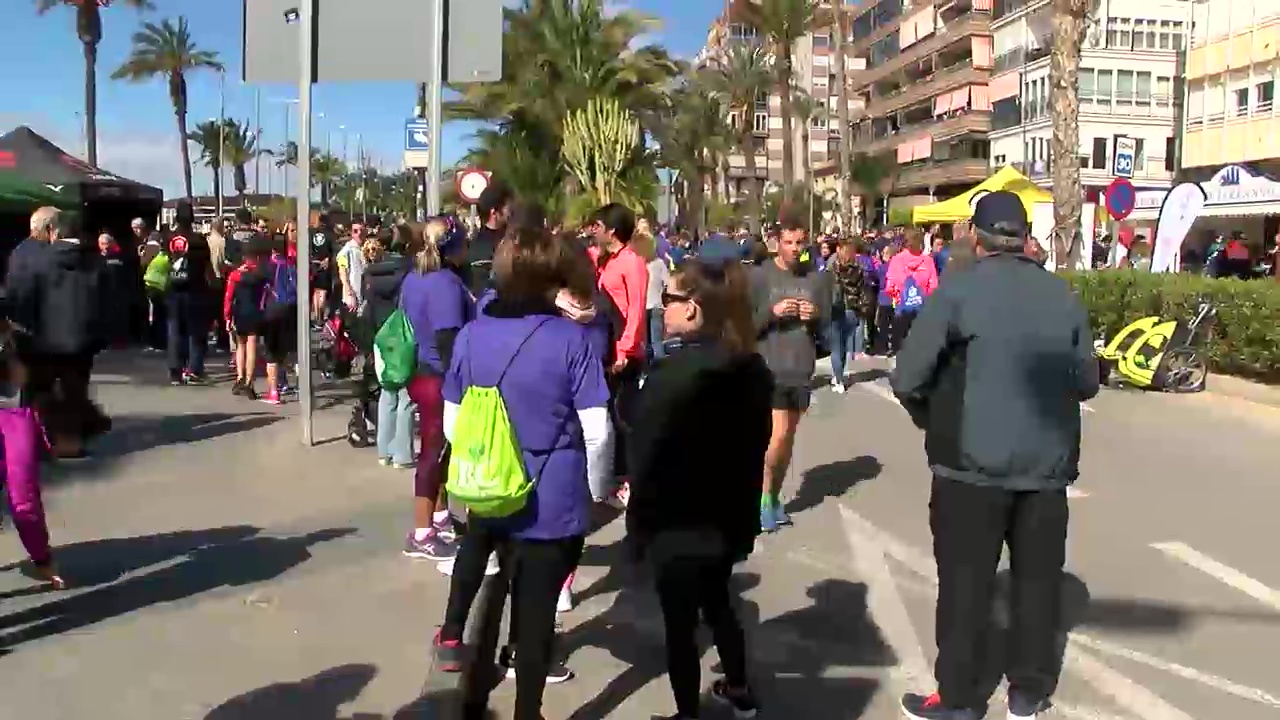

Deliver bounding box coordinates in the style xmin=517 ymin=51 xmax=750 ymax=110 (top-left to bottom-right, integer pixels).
xmin=972 ymin=190 xmax=1028 ymax=238
xmin=696 ymin=234 xmax=747 ymax=266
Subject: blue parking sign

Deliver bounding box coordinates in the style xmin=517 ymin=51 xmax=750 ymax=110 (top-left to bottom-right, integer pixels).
xmin=405 ymin=119 xmax=431 ymax=151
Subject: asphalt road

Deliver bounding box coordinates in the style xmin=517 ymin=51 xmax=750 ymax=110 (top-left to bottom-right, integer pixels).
xmin=0 ymin=351 xmax=1275 ymax=719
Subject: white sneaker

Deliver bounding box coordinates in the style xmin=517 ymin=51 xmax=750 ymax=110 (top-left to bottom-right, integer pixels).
xmin=437 ymin=552 xmax=499 ymax=577
xmin=556 ymin=586 xmax=574 ymax=613
xmin=832 ymin=381 xmax=846 ymax=394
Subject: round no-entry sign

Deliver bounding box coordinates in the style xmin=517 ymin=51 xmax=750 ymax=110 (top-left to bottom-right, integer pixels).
xmin=457 ymin=169 xmax=490 ymax=204
xmin=1105 ymin=177 xmax=1136 ymax=221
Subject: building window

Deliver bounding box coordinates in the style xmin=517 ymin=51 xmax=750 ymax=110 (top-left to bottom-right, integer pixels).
xmin=1142 ymin=20 xmax=1157 ymax=49
xmin=754 ymin=112 xmax=769 ymax=134
xmin=1155 ymin=76 xmax=1172 ymax=106
xmin=1133 ymin=20 xmax=1151 ymax=50
xmin=1165 ymin=136 xmax=1176 ymax=171
xmin=755 ymin=90 xmax=769 ymax=111
xmin=1136 ymin=72 xmax=1152 ymax=103
xmin=811 ymin=112 xmax=828 ymax=129
xmin=1134 ymin=138 xmax=1145 ymax=171
xmin=1092 ymin=137 xmax=1108 ymax=169
xmin=995 ymin=154 xmax=1007 ymax=165
xmin=1097 ymin=69 xmax=1113 ymax=107
xmin=1107 ymin=17 xmax=1132 ymax=50
xmin=1079 ymin=68 xmax=1095 ymax=104
xmin=1235 ymin=87 xmax=1250 ymax=117
xmin=1116 ymin=70 xmax=1134 ymax=106
xmin=1257 ymin=80 xmax=1275 ymax=112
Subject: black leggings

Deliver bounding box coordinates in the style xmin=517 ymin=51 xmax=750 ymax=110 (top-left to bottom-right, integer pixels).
xmin=653 ymin=548 xmax=749 ymax=717
xmin=448 ymin=523 xmax=583 ymax=720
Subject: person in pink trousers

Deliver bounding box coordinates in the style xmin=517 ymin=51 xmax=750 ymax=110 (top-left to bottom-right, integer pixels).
xmin=1 ymin=405 xmax=65 ymax=589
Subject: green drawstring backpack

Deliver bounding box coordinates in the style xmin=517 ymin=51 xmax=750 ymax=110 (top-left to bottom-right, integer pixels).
xmin=143 ymin=251 xmax=171 ymax=292
xmin=447 ymin=320 xmax=552 ymax=518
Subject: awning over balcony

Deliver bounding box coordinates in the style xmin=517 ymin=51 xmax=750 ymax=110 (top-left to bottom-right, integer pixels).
xmin=899 ymin=6 xmax=937 ymax=51
xmin=988 ymin=71 xmax=1020 ymax=101
xmin=911 ymin=164 xmax=1052 ymax=223
xmin=972 ymin=36 xmax=993 ymax=69
xmin=897 ymin=136 xmax=934 ymax=164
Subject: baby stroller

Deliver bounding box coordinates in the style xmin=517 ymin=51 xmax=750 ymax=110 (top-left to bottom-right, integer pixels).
xmin=1095 ymin=301 xmax=1217 ymax=393
xmin=316 ymin=313 xmax=358 ymax=380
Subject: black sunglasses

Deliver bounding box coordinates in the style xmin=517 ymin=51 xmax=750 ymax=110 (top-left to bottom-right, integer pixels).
xmin=661 ymin=291 xmax=692 ymax=307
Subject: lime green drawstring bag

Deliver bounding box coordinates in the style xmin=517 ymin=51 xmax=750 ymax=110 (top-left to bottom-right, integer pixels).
xmin=143 ymin=252 xmax=171 ymax=292
xmin=447 ymin=320 xmax=551 ymax=519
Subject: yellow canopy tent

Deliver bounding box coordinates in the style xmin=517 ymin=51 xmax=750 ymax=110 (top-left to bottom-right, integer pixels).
xmin=911 ymin=165 xmax=1053 ymax=224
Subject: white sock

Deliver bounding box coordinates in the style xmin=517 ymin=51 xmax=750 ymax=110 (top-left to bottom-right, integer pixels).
xmin=432 ymin=510 xmax=449 ymax=523
xmin=413 ymin=527 xmax=433 ymax=542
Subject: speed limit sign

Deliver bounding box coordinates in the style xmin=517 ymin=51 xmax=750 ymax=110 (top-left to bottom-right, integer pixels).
xmin=456 ymin=169 xmax=490 ymax=203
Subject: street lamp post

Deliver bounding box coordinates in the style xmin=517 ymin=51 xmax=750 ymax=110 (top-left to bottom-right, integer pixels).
xmin=217 ymin=69 xmax=226 ymax=220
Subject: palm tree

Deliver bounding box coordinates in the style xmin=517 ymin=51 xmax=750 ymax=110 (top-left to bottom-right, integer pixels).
xmin=1049 ymin=0 xmax=1092 ymax=268
xmin=220 ymin=119 xmax=260 ymax=202
xmin=311 ymin=150 xmax=346 ymax=207
xmin=710 ymin=41 xmax=772 ymax=228
xmin=447 ymin=0 xmax=681 ymax=214
xmin=111 ymin=16 xmax=223 ymax=201
xmin=849 ymin=152 xmax=893 ymax=227
xmin=270 ymin=141 xmax=299 ymax=168
xmin=186 ymin=119 xmax=225 ymax=201
xmin=742 ymin=0 xmax=817 ymax=189
xmin=34 ymin=0 xmax=154 ymax=167
xmin=791 ymin=88 xmax=819 ymax=194
xmin=829 ymin=5 xmax=856 ymax=232
xmin=654 ymin=78 xmax=732 ymax=235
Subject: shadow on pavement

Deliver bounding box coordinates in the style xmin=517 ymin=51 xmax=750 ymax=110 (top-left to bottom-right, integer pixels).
xmin=0 ymin=526 xmax=353 ymax=650
xmin=90 ymin=412 xmax=285 ymax=458
xmin=204 ymin=663 xmax=378 ymax=719
xmin=560 ymin=569 xmax=891 ymax=720
xmin=786 ymin=455 xmax=883 ymax=515
xmin=201 ymin=664 xmax=498 ymax=720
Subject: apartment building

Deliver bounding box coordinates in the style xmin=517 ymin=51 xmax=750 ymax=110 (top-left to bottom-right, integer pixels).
xmin=698 ymin=1 xmax=864 ymax=203
xmin=1183 ymin=0 xmax=1280 ymax=172
xmin=845 ymin=0 xmax=996 ymax=218
xmin=986 ymin=0 xmax=1188 ymax=207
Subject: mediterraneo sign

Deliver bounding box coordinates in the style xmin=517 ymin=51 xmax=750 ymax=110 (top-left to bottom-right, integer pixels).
xmin=1132 ymin=164 xmax=1280 ymax=213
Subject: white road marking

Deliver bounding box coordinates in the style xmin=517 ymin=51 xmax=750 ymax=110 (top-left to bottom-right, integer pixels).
xmin=837 ymin=505 xmax=932 ymax=687
xmin=840 ymin=507 xmax=1199 ymax=720
xmin=1151 ymin=542 xmax=1280 ymax=612
xmin=1071 ymin=633 xmax=1280 ymax=709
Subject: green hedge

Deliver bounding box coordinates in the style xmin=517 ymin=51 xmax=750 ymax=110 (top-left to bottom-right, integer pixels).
xmin=1063 ymin=271 xmax=1280 ymax=383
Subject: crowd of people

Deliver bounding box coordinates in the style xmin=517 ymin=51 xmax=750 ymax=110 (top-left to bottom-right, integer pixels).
xmin=0 ymin=184 xmax=1097 ymax=720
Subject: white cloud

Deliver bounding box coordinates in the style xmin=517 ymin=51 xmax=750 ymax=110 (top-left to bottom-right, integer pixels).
xmin=0 ymin=112 xmax=187 ymax=198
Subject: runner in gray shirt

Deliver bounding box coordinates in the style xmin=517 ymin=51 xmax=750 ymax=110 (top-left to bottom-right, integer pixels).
xmin=749 ymin=211 xmax=831 ymax=532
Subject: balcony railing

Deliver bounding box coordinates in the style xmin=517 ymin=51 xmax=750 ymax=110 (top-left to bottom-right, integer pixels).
xmin=991 ymin=44 xmax=1049 ymax=74
xmin=852 ymin=13 xmax=991 ymax=91
xmin=858 ymin=112 xmax=992 ymax=156
xmin=864 ymin=61 xmax=987 ymax=118
xmin=895 ymin=157 xmax=990 ymax=190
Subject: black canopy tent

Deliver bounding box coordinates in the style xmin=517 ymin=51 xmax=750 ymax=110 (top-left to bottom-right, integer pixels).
xmin=0 ymin=126 xmax=163 ymax=247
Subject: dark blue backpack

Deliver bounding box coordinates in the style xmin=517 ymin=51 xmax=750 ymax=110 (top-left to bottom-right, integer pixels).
xmin=265 ymin=258 xmax=298 ymax=319
xmin=897 ymin=275 xmax=925 ymax=316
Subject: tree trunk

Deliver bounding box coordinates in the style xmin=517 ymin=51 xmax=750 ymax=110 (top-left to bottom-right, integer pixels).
xmin=177 ymin=112 xmax=193 ymax=202
xmin=1049 ymin=0 xmax=1089 ymax=270
xmin=741 ymin=125 xmax=761 ymax=232
xmin=833 ymin=10 xmax=854 ymax=232
xmin=689 ymin=174 xmax=706 ymax=237
xmin=77 ymin=5 xmax=102 ymax=167
xmin=83 ymin=40 xmax=98 ymax=166
xmin=778 ymin=47 xmax=796 ymax=189
xmin=211 ymin=162 xmax=221 ymax=204
xmin=235 ymin=165 xmax=248 ymax=204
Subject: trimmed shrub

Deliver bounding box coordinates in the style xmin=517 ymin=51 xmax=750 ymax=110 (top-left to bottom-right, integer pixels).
xmin=1063 ymin=270 xmax=1280 ymax=384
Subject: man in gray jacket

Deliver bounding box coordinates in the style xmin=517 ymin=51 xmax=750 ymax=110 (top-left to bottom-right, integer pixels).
xmin=750 ymin=208 xmax=832 ymax=533
xmin=891 ymin=191 xmax=1099 ymax=720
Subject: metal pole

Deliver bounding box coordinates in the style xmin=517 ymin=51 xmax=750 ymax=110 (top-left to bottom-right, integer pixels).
xmin=295 ymin=0 xmax=315 ymax=447
xmin=426 ymin=0 xmax=445 ymax=216
xmin=254 ymin=88 xmax=262 ymax=195
xmin=416 ymin=83 xmax=428 ymax=221
xmin=359 ymin=133 xmax=367 ymax=222
xmin=217 ymin=71 xmax=226 ymax=219
xmin=283 ymin=105 xmax=292 ymax=200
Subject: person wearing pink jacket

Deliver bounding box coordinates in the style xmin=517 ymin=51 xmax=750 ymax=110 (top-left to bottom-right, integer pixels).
xmin=885 ymin=229 xmax=940 ymax=353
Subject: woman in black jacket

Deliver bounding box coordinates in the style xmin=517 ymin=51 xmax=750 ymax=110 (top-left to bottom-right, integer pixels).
xmin=627 ymin=257 xmax=774 ymax=720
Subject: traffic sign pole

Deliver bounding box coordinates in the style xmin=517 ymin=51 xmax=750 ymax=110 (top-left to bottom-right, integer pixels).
xmin=426 ymin=0 xmax=445 ymax=217
xmin=295 ymin=0 xmax=314 ymax=447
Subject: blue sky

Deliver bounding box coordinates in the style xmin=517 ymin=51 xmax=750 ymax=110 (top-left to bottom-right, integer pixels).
xmin=0 ymin=0 xmax=718 ymax=198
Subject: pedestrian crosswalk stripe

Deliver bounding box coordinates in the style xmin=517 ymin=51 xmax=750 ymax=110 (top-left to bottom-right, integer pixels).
xmin=1151 ymin=541 xmax=1280 ymax=612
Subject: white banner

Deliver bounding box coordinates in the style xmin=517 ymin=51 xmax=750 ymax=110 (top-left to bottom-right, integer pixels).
xmin=1151 ymin=182 xmax=1207 ymax=273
